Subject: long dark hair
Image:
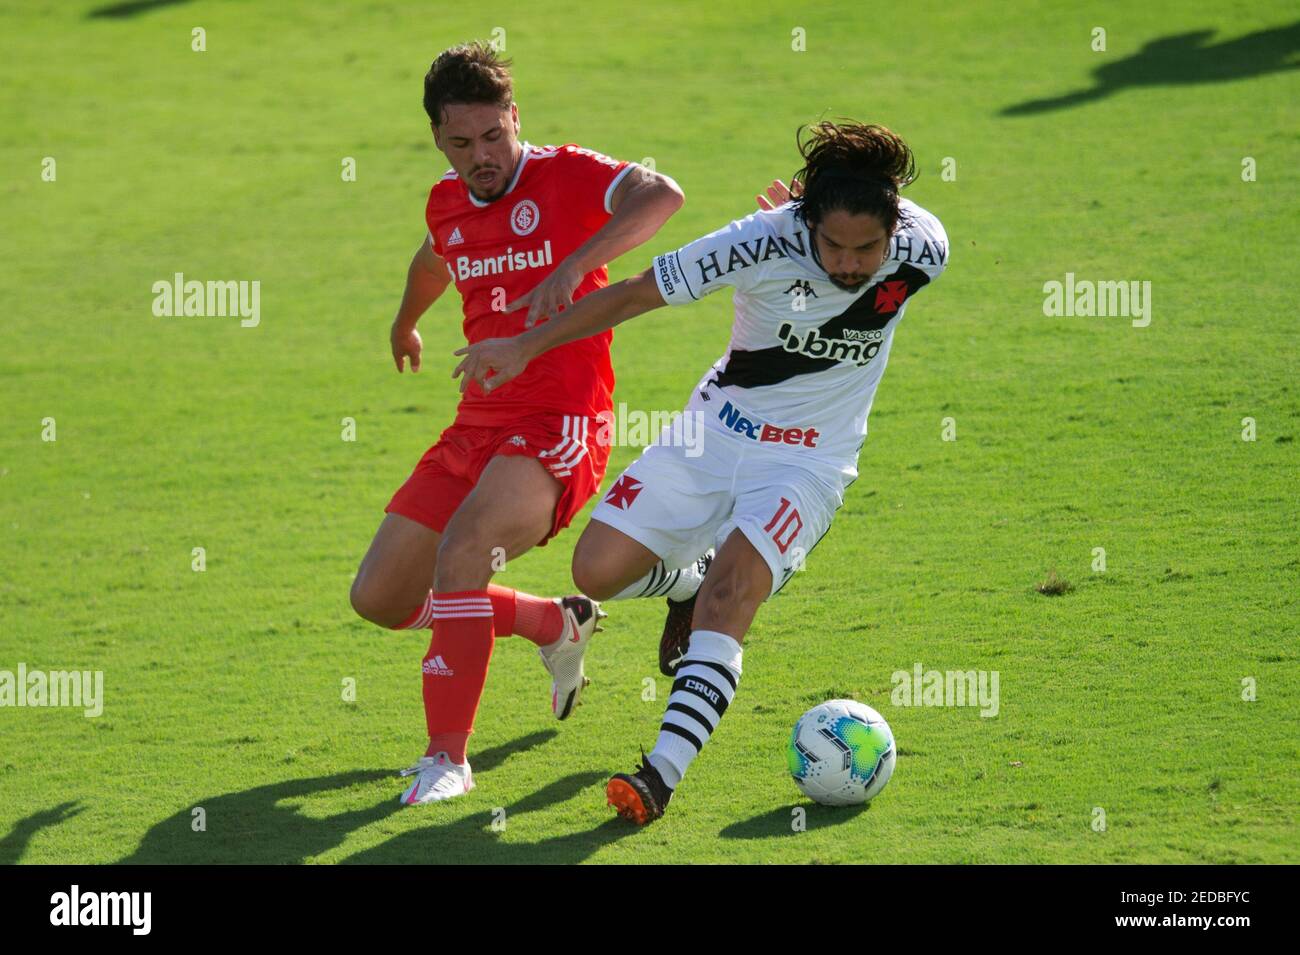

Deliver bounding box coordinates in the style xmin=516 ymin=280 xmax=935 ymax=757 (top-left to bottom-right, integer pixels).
xmin=791 ymin=122 xmax=917 ymax=233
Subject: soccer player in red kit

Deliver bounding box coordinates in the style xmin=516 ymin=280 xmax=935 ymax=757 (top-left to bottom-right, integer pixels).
xmin=348 ymin=42 xmax=684 ymax=804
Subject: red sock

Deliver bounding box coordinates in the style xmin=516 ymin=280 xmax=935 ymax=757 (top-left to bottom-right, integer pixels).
xmin=421 ymin=591 xmax=494 ymax=762
xmin=425 ymin=731 xmax=470 ymax=763
xmin=399 ymin=587 xmax=562 ymax=647
xmin=485 ymin=584 xmax=517 ymax=636
xmin=487 ymin=584 xmax=565 ymax=647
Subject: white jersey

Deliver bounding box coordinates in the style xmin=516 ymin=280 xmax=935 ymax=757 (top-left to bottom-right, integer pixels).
xmin=651 ymin=197 xmax=948 ymax=483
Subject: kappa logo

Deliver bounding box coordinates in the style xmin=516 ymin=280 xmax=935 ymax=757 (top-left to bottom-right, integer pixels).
xmin=446 ymin=226 xmax=465 ymax=247
xmin=422 ymin=655 xmax=454 ymax=677
xmin=508 ymin=435 xmax=527 ymax=447
xmin=510 ymin=199 xmax=540 ymax=236
xmin=784 ymin=279 xmax=818 ymax=299
xmin=604 ymin=474 xmax=643 ymax=510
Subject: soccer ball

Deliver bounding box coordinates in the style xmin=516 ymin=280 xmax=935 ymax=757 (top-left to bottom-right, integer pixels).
xmin=786 ymin=699 xmax=895 ymax=806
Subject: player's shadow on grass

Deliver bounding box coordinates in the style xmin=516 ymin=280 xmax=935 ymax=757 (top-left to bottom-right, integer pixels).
xmin=87 ymin=0 xmax=195 ymax=18
xmin=719 ymin=802 xmax=868 ymax=840
xmin=471 ymin=729 xmax=558 ymax=772
xmin=341 ymin=771 xmax=636 ymax=864
xmin=119 ymin=770 xmax=396 ymax=864
xmin=116 ymin=731 xmax=559 ymax=864
xmin=0 ymin=802 xmax=85 ymax=864
xmin=1000 ymin=21 xmax=1300 ymax=115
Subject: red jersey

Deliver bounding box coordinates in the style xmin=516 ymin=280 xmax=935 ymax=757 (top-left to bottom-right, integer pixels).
xmin=426 ymin=142 xmax=633 ymax=426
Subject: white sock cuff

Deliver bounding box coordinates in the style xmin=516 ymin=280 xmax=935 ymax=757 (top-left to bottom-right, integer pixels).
xmin=662 ymin=561 xmax=705 ymax=602
xmin=608 ymin=558 xmax=708 ymax=603
xmin=646 ymin=748 xmax=685 ymax=790
xmin=686 ymin=630 xmax=743 ymax=675
xmin=609 ymin=561 xmax=667 ymax=601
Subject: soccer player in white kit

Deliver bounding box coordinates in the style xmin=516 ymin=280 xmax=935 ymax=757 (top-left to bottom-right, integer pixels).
xmin=453 ymin=122 xmax=949 ymax=824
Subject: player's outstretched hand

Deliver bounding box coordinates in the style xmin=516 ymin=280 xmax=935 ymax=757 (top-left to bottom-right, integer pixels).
xmin=391 ymin=322 xmax=423 ymax=373
xmin=451 ymin=337 xmax=529 ymax=394
xmin=508 ymin=260 xmax=583 ymax=328
xmin=755 ymin=178 xmax=803 ymax=211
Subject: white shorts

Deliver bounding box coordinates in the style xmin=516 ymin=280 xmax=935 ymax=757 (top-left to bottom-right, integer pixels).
xmin=590 ymin=426 xmax=845 ymax=598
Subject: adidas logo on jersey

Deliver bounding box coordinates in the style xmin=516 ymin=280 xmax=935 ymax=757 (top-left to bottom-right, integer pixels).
xmin=446 ymin=227 xmax=465 ymax=247
xmin=422 ymin=655 xmax=454 ymax=677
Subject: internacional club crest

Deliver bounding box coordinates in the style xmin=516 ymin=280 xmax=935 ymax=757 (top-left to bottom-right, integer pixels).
xmin=510 ymin=199 xmax=540 ymax=236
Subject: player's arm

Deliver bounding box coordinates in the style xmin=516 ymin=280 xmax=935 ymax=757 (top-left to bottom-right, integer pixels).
xmin=452 ymin=268 xmax=664 ymax=393
xmin=516 ymin=166 xmax=684 ymax=328
xmin=455 ymin=208 xmax=769 ymax=392
xmin=390 ymin=236 xmax=452 ymax=373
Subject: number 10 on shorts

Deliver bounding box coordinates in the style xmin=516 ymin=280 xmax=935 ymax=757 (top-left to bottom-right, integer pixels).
xmin=764 ymin=497 xmax=803 ymax=554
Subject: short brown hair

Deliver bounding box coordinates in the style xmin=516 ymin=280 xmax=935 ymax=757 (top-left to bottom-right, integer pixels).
xmin=423 ymin=42 xmax=514 ymax=126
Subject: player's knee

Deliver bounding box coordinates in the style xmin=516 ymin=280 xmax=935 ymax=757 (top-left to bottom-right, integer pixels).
xmin=697 ymin=567 xmax=768 ymax=618
xmin=570 ymin=545 xmax=617 ymax=601
xmin=433 ymin=532 xmax=492 ymax=592
xmin=349 ymin=574 xmax=393 ymax=626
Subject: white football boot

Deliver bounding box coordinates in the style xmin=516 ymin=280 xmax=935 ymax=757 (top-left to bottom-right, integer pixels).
xmin=398 ymin=751 xmax=474 ymax=805
xmin=539 ymin=595 xmax=607 ymax=720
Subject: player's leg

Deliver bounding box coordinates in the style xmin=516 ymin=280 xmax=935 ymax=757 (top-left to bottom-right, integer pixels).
xmin=351 ymin=514 xmax=567 ymax=651
xmin=402 ymin=453 xmax=571 ymax=804
xmin=355 ymin=432 xmax=580 ymax=647
xmin=436 ymin=452 xmax=602 ymax=715
xmin=350 ymin=513 xmax=442 ymax=629
xmin=571 ymin=518 xmax=677 ymax=599
xmin=416 ymin=449 xmax=559 ymax=738
xmin=434 ymin=454 xmax=561 ymax=590
xmin=398 ymin=406 xmax=620 ymax=803
xmin=405 ymin=448 xmax=618 ymax=800
xmin=573 ymin=517 xmax=711 ymax=603
xmin=574 ymin=436 xmax=734 ymax=603
xmin=573 ymin=518 xmax=713 ymax=675
xmin=605 ymin=528 xmax=767 ymax=824
xmin=608 ymin=464 xmax=838 ymax=824
xmin=688 ymin=528 xmax=773 ymax=638
xmin=574 ymin=439 xmax=732 ymax=672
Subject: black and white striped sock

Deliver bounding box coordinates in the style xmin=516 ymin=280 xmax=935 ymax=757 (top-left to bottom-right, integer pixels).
xmin=608 ymin=555 xmax=707 ymax=603
xmin=646 ymin=630 xmax=743 ymax=789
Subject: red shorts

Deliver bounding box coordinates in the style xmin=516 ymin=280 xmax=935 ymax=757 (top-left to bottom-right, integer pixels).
xmin=386 ymin=411 xmax=610 ymax=546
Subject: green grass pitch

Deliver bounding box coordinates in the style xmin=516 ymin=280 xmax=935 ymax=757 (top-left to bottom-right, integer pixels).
xmin=1 ymin=0 xmax=1296 ymax=864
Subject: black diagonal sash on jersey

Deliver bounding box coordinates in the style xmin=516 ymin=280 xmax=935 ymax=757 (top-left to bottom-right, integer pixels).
xmin=712 ymin=263 xmax=931 ymax=389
